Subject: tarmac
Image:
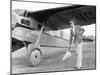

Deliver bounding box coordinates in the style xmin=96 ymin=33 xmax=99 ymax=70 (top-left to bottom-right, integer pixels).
xmin=12 ymin=42 xmax=96 ymax=74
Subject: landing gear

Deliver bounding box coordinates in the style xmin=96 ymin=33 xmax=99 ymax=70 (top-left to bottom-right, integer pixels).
xmin=24 ymin=26 xmax=44 ymax=66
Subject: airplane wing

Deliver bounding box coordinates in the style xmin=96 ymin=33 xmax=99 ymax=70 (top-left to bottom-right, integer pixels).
xmin=28 ymin=5 xmax=96 ymax=30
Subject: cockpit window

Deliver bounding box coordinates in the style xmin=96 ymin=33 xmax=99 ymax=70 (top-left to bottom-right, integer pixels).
xmin=21 ymin=19 xmax=30 ymax=26
xmin=38 ymin=24 xmax=42 ymax=30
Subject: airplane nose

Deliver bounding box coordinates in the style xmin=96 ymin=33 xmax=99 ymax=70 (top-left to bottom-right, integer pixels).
xmin=12 ymin=12 xmax=18 ymax=30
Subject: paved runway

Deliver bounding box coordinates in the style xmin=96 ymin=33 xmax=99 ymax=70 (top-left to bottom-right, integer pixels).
xmin=12 ymin=42 xmax=96 ymax=74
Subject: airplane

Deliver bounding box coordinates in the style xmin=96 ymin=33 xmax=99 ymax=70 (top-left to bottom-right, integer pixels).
xmin=12 ymin=5 xmax=96 ymax=67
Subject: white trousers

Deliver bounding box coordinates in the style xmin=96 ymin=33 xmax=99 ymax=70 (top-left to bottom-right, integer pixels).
xmin=75 ymin=42 xmax=83 ymax=68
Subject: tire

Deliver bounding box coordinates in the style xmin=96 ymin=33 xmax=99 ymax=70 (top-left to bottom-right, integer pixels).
xmin=27 ymin=44 xmax=42 ymax=66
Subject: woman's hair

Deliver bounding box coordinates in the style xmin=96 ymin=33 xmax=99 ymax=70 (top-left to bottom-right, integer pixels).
xmin=70 ymin=19 xmax=77 ymax=24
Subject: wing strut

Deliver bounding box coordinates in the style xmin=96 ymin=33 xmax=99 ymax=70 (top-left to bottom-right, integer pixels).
xmin=35 ymin=25 xmax=44 ymax=48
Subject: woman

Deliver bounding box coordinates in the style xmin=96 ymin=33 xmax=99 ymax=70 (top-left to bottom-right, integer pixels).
xmin=63 ymin=19 xmax=85 ymax=69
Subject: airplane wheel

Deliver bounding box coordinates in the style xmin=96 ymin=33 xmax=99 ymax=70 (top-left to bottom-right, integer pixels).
xmin=27 ymin=44 xmax=42 ymax=66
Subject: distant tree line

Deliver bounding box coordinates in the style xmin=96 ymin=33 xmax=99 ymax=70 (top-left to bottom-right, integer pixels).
xmin=83 ymin=35 xmax=95 ymax=42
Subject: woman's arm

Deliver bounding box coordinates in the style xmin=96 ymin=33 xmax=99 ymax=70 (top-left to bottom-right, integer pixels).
xmin=79 ymin=27 xmax=85 ymax=34
xmin=69 ymin=29 xmax=73 ymax=45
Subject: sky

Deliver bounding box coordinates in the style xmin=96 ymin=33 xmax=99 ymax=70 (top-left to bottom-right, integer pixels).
xmin=63 ymin=24 xmax=95 ymax=36
xmin=12 ymin=1 xmax=95 ymax=37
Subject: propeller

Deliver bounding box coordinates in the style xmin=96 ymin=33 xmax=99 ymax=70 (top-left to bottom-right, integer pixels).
xmin=12 ymin=12 xmax=18 ymax=30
